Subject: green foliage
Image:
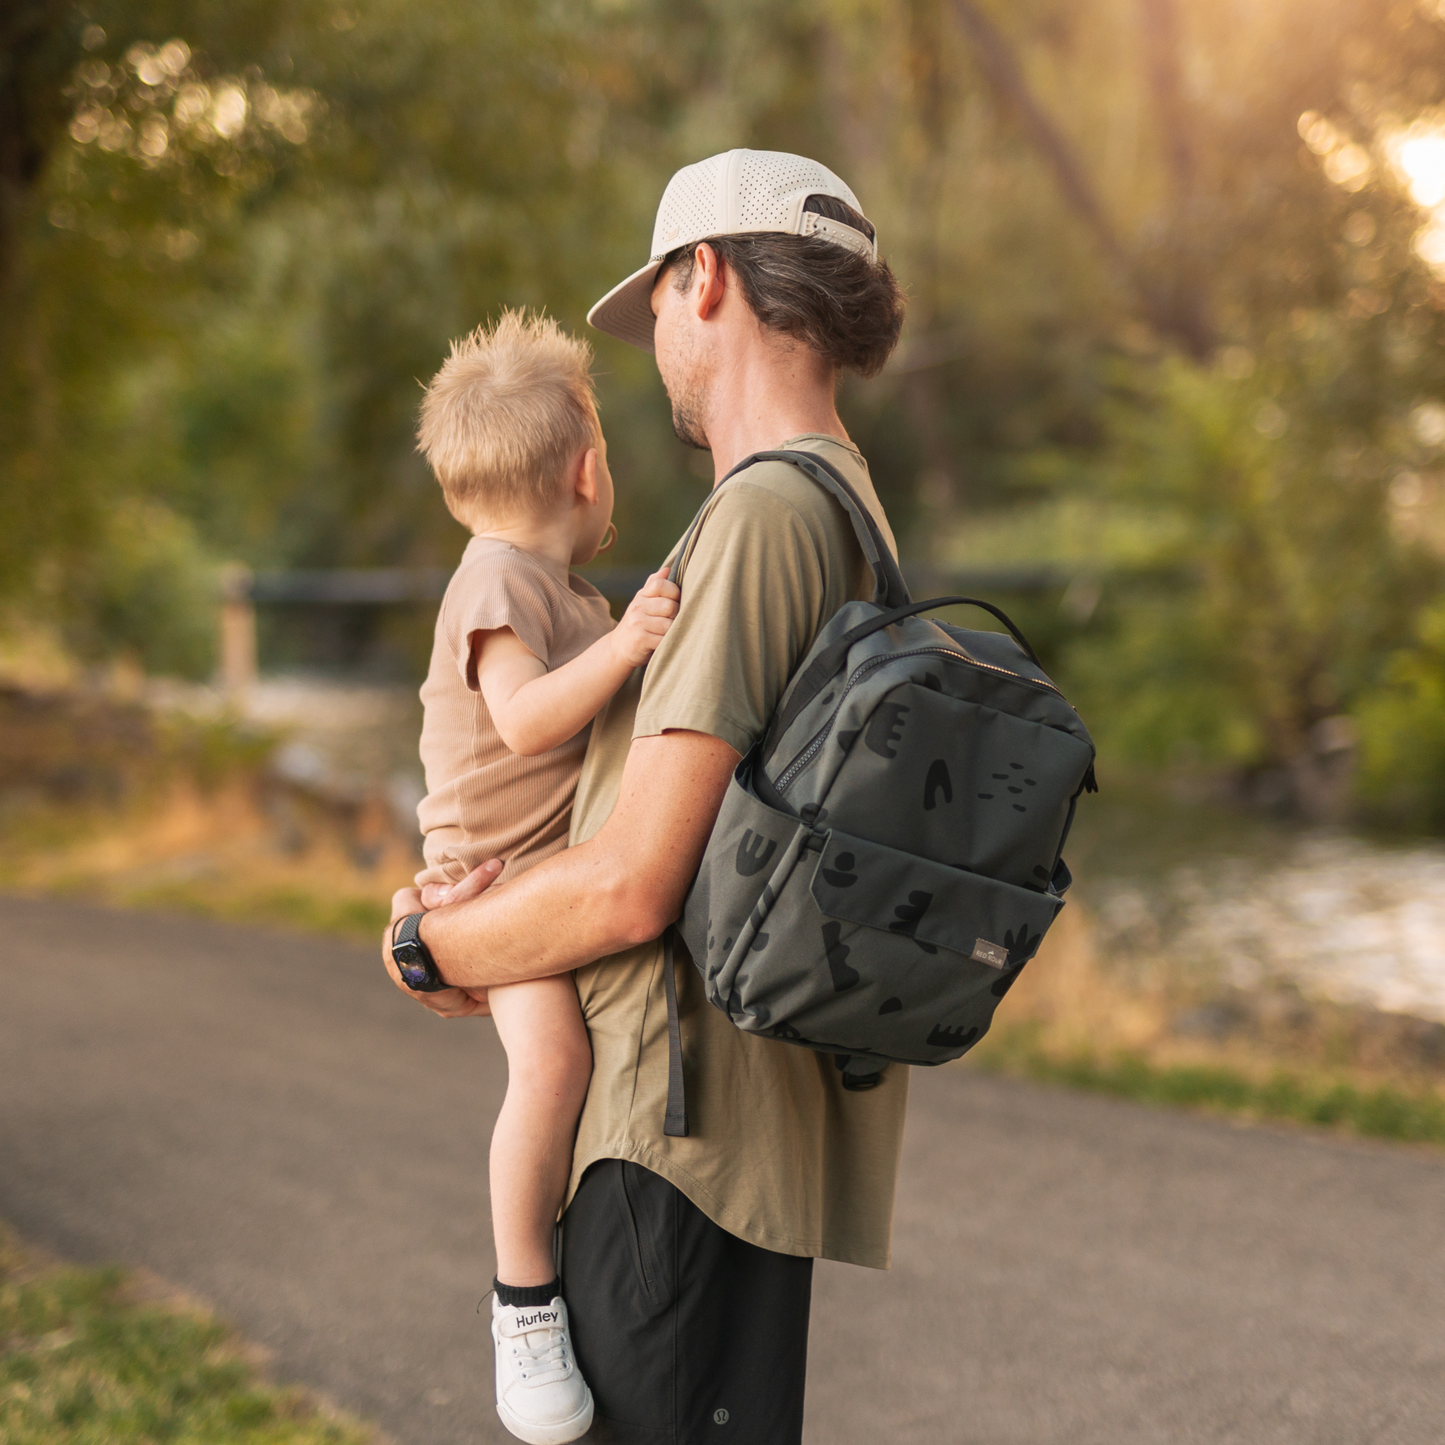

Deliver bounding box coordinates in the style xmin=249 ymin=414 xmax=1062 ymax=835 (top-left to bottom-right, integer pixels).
xmin=3 ymin=0 xmax=1445 ymax=825
xmin=59 ymin=502 xmax=219 ymax=677
xmin=1357 ymin=597 xmax=1445 ymax=830
xmin=1067 ymin=337 xmax=1440 ymax=775
xmin=0 ymin=1231 xmax=373 ymax=1443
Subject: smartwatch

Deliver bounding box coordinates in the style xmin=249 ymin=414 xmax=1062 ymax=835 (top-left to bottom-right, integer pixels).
xmin=390 ymin=912 xmax=449 ymax=992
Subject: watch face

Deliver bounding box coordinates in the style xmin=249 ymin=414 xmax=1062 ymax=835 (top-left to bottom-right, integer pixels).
xmin=393 ymin=938 xmax=430 ymax=989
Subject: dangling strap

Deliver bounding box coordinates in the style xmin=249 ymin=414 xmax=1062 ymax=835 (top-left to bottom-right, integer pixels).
xmin=662 ymin=928 xmax=688 ymax=1138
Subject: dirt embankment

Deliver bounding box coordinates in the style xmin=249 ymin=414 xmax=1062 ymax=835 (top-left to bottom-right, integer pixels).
xmin=0 ymin=682 xmax=418 ymax=938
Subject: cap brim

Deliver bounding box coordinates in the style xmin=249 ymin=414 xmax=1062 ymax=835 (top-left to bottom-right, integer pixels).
xmin=586 ymin=258 xmax=664 ymax=352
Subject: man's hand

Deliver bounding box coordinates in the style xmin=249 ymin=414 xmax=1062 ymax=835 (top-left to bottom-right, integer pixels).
xmin=609 ymin=568 xmax=681 ymax=668
xmin=383 ymin=860 xmax=502 ymax=1017
xmin=416 ymin=730 xmax=738 ymax=990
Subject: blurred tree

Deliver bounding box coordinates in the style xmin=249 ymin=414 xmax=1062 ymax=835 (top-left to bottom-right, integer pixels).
xmin=816 ymin=0 xmax=1445 ymax=814
xmin=1 ymin=0 xmax=676 ymax=672
xmin=2 ymin=0 xmax=1445 ymax=832
xmin=1069 ymin=333 xmax=1439 ymax=815
xmin=1359 ymin=594 xmax=1445 ymax=830
xmin=1047 ymin=0 xmax=1445 ymax=813
xmin=0 ymin=0 xmax=333 ymax=669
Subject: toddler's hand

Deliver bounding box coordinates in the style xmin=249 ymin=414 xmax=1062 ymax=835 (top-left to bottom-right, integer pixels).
xmin=612 ymin=567 xmax=680 ymax=668
xmin=420 ymin=859 xmax=503 ymax=910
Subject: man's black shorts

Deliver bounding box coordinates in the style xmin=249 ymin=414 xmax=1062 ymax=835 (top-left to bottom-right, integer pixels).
xmin=560 ymin=1159 xmax=814 ymax=1444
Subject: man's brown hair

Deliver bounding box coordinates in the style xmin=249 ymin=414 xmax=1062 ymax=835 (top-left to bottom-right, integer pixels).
xmin=669 ymin=196 xmax=906 ymax=378
xmin=417 ymin=310 xmax=599 ymax=525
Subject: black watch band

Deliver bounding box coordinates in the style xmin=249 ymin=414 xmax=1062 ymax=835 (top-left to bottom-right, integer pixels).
xmin=390 ymin=912 xmax=449 ymax=992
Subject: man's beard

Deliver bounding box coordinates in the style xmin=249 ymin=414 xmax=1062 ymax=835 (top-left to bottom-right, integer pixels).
xmin=668 ymin=375 xmax=710 ymax=451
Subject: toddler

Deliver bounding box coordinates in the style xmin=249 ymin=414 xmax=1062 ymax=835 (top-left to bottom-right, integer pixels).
xmin=411 ymin=311 xmax=677 ymax=1444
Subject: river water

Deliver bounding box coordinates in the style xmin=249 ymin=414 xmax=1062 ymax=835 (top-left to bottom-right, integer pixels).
xmin=1092 ymin=833 xmax=1445 ymax=1023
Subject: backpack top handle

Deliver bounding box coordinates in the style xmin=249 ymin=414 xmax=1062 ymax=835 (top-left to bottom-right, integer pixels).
xmin=760 ymin=594 xmax=1044 ymax=762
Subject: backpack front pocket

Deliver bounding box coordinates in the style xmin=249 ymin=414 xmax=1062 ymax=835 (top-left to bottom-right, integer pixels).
xmin=682 ymin=758 xmax=1065 ymax=1065
xmin=716 ymin=826 xmax=1062 ymax=1064
xmin=809 ymin=829 xmax=1062 ymax=966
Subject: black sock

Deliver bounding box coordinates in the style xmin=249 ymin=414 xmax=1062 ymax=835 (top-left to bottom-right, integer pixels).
xmin=494 ymin=1276 xmax=561 ymax=1308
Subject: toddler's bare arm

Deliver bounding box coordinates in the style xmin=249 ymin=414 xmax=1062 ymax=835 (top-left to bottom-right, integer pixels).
xmin=475 ymin=568 xmax=679 ymax=756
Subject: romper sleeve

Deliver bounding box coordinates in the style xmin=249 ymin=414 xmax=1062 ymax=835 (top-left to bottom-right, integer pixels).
xmin=442 ymin=549 xmax=558 ymax=691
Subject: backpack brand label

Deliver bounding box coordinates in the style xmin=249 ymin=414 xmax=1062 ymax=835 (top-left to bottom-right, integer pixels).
xmin=971 ymin=938 xmax=1009 ymax=969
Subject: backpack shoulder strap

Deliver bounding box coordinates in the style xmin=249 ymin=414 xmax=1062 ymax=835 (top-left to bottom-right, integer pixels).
xmin=657 ymin=449 xmax=906 ymax=1139
xmin=666 ymin=448 xmax=910 ymax=610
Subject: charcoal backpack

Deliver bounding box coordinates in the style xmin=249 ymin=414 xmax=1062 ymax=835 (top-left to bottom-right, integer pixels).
xmin=660 ymin=450 xmax=1097 ymax=1136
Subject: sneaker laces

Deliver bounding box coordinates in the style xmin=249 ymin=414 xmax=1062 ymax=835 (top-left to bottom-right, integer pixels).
xmin=504 ymin=1318 xmax=571 ymax=1386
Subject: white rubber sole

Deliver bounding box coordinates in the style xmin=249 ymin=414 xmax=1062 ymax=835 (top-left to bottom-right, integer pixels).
xmin=495 ymin=1389 xmax=594 ymax=1445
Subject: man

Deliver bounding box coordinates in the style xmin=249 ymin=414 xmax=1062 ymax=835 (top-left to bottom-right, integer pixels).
xmin=385 ymin=149 xmax=909 ymax=1443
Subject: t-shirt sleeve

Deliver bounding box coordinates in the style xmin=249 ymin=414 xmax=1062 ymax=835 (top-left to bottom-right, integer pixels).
xmin=634 ymin=479 xmax=830 ymax=756
xmin=443 ymin=552 xmax=557 ymax=690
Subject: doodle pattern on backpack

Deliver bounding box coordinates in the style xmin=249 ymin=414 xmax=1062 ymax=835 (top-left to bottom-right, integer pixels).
xmin=662 ymin=450 xmax=1096 ymax=1133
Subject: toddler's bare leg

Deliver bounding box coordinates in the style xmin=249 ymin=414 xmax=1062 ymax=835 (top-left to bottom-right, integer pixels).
xmin=486 ymin=973 xmax=592 ymax=1287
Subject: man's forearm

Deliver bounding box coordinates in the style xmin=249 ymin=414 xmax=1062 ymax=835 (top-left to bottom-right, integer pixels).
xmin=418 ymin=730 xmax=739 ymax=989
xmin=419 ymin=833 xmax=650 ymax=988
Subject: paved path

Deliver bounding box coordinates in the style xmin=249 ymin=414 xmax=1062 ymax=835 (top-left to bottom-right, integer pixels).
xmin=2 ymin=894 xmax=1443 ymax=1445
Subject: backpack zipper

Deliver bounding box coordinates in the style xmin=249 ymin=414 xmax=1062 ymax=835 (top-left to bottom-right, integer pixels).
xmin=773 ymin=645 xmax=1063 ymax=794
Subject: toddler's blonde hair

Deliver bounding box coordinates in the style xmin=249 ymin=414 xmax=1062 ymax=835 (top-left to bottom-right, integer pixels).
xmin=417 ymin=310 xmax=599 ymax=525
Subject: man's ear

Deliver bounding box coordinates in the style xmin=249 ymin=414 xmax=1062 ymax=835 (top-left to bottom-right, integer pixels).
xmin=692 ymin=242 xmax=726 ymax=322
xmin=574 ymin=446 xmax=599 ymax=506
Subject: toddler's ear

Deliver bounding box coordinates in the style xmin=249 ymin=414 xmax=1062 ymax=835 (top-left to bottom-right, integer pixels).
xmin=574 ymin=446 xmax=599 ymax=505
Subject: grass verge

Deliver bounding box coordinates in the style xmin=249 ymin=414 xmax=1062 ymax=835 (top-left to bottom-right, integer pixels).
xmin=119 ymin=879 xmax=394 ymax=941
xmin=973 ymin=1025 xmax=1445 ymax=1147
xmin=1 ymin=779 xmax=411 ymax=944
xmin=0 ymin=1228 xmax=377 ymax=1445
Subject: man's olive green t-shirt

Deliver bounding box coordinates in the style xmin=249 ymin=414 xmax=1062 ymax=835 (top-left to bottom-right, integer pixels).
xmin=564 ymin=434 xmax=909 ymax=1269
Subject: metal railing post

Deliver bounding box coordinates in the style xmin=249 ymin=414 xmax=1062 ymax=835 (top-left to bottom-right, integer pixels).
xmin=218 ymin=563 xmax=257 ymax=696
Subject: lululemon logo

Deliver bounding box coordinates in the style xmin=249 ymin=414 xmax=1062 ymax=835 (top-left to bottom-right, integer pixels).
xmin=714 ymin=1408 xmax=730 ymax=1424
xmin=735 ymin=829 xmax=777 ymax=877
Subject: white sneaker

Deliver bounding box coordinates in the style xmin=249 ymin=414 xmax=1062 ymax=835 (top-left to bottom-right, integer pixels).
xmin=491 ymin=1295 xmax=594 ymax=1445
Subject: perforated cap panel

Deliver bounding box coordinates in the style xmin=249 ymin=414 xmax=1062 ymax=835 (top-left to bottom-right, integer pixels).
xmin=649 ymin=152 xmax=728 ymax=259
xmin=590 ymin=149 xmax=875 ymax=352
xmin=734 ymin=151 xmax=860 ymax=230
xmin=648 ymin=149 xmax=867 ymax=260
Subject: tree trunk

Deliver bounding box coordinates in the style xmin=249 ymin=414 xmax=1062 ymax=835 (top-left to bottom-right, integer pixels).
xmin=949 ymin=0 xmax=1213 ymax=358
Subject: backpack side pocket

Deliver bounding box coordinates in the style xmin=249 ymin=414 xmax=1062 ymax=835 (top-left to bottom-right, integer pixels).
xmin=679 ymin=748 xmax=811 ymax=1026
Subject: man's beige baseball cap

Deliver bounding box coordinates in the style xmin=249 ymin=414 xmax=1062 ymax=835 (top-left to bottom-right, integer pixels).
xmin=587 ymin=148 xmax=877 ymax=352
